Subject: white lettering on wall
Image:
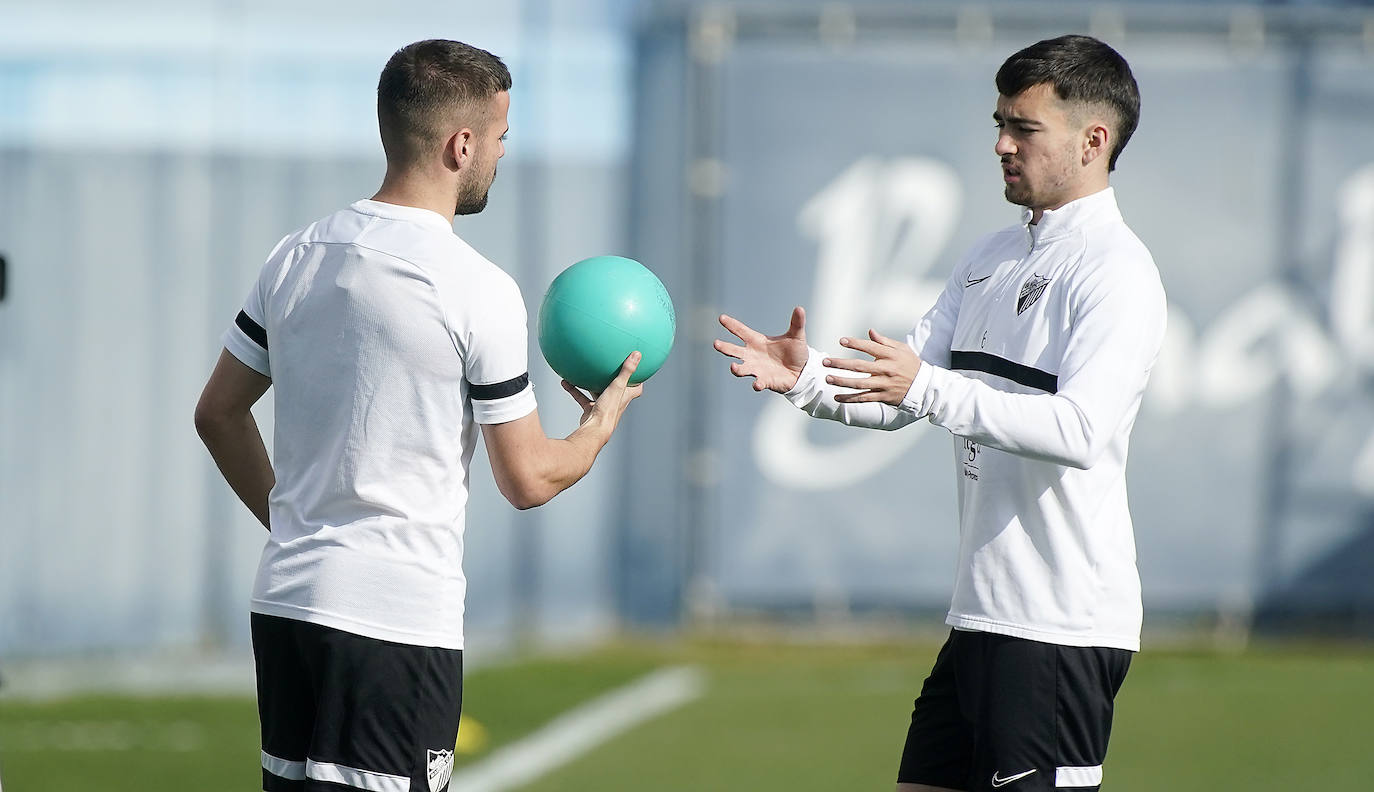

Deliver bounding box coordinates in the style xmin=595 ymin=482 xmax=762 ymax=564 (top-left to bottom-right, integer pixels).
xmin=752 ymin=157 xmax=959 ymax=488
xmin=755 ymin=159 xmax=1374 ymax=494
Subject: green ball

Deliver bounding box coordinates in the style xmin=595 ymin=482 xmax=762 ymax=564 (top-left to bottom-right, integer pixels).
xmin=537 ymin=255 xmax=676 ymax=391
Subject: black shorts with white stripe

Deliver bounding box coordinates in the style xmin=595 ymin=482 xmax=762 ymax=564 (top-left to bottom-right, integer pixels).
xmin=897 ymin=629 xmax=1132 ymax=791
xmin=251 ymin=613 xmax=463 ymax=792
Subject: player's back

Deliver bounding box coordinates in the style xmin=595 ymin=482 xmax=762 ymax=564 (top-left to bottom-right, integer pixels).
xmin=230 ymin=198 xmax=529 ymax=648
xmin=266 ymin=206 xmax=469 ymax=538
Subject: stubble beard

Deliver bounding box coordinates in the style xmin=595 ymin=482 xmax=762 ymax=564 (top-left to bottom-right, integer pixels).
xmin=455 ymin=160 xmax=497 ymax=216
xmin=455 ymin=189 xmax=489 ymax=216
xmin=1004 ymin=180 xmax=1033 ymax=208
xmin=1003 ymin=160 xmax=1075 ymax=213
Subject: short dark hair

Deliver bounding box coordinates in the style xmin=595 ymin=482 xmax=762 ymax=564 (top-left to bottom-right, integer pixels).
xmin=996 ymin=35 xmax=1140 ymax=171
xmin=377 ymin=39 xmax=512 ymax=166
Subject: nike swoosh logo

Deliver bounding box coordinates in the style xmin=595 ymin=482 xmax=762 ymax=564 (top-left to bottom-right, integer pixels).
xmin=965 ymin=275 xmax=992 ymax=287
xmin=991 ymin=769 xmax=1038 ymax=787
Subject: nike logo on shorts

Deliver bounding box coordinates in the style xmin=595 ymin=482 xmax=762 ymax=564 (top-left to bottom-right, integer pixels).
xmin=991 ymin=768 xmax=1038 ymax=787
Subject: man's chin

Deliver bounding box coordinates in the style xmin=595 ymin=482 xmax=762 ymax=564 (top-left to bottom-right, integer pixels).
xmin=455 ymin=193 xmax=489 ymax=216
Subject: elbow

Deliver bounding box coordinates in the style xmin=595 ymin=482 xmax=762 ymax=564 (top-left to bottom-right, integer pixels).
xmin=509 ymin=491 xmax=555 ymax=511
xmin=1059 ymin=434 xmax=1107 ymax=470
xmin=509 ymin=491 xmax=549 ymax=510
xmin=1050 ymin=400 xmax=1108 ymax=469
xmin=500 ymin=478 xmax=557 ymax=510
xmin=1062 ymin=452 xmax=1095 ymax=471
xmin=488 ymin=438 xmax=585 ymax=510
xmin=194 ymin=398 xmax=225 ymax=442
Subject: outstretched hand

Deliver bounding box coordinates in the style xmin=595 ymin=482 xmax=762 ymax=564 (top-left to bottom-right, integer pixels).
xmin=714 ymin=307 xmax=810 ymax=393
xmin=822 ymin=329 xmax=923 ymax=405
xmin=560 ymin=351 xmax=644 ymax=433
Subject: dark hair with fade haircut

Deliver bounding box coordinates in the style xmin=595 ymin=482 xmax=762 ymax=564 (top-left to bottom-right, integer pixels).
xmin=996 ymin=34 xmax=1140 ymax=172
xmin=377 ymin=39 xmax=512 ymax=166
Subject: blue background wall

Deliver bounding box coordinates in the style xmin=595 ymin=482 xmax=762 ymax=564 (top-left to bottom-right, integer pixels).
xmin=2 ymin=0 xmax=1372 ymax=659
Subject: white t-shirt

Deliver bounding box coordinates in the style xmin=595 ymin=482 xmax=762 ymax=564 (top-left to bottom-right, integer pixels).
xmin=223 ymin=199 xmax=537 ymax=649
xmin=785 ymin=188 xmax=1165 ymax=651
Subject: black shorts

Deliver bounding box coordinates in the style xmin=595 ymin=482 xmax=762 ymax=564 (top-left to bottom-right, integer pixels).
xmin=251 ymin=613 xmax=464 ymax=792
xmin=897 ymin=629 xmax=1132 ymax=792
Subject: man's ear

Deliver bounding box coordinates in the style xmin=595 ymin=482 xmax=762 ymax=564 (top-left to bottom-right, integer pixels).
xmin=444 ymin=128 xmax=474 ymax=171
xmin=1083 ymin=122 xmax=1111 ymax=168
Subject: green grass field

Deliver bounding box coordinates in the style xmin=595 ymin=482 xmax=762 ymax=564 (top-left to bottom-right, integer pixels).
xmin=2 ymin=638 xmax=1371 ymax=791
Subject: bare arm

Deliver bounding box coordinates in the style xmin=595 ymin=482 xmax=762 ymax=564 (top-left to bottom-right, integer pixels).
xmin=482 ymin=352 xmax=643 ymax=510
xmin=194 ymin=350 xmax=274 ymax=529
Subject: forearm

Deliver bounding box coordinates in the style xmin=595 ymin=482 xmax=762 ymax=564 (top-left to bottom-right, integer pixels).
xmin=785 ymin=348 xmax=919 ymax=430
xmin=903 ymin=363 xmax=1104 ymax=468
xmin=537 ymin=418 xmax=614 ymax=501
xmin=197 ymin=413 xmax=274 ymax=528
xmin=491 ymin=416 xmax=613 ymax=510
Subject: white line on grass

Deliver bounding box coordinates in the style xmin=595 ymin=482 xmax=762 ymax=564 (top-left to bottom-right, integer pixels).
xmin=449 ymin=665 xmax=706 ymax=792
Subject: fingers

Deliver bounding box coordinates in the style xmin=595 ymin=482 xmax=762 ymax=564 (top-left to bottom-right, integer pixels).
xmin=729 ymin=361 xmax=774 ymax=386
xmin=833 ymin=389 xmax=891 ymax=403
xmin=862 ymin=325 xmax=895 ymax=345
xmin=713 ymin=338 xmax=747 ymax=360
xmin=728 ymin=359 xmax=777 ymax=391
xmin=825 ymin=374 xmax=879 ymax=390
xmin=617 ymin=350 xmax=642 ymax=379
xmin=820 ymin=356 xmax=877 ymax=374
xmin=607 ymin=351 xmax=641 ymax=392
xmin=838 ymin=334 xmax=889 ymax=358
xmin=721 ymin=310 xmax=807 ymax=343
xmin=584 ymin=353 xmax=644 ymax=423
xmin=560 ymin=379 xmax=593 ymax=409
xmin=718 ymin=314 xmax=760 ymax=343
xmin=593 ymin=351 xmax=642 ymax=402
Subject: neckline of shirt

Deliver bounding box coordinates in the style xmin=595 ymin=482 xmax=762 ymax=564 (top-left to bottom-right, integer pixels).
xmin=1021 ymin=187 xmax=1121 ymax=245
xmin=350 ymin=199 xmax=455 ymax=234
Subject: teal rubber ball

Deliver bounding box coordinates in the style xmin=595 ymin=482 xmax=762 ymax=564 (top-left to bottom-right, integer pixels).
xmin=537 ymin=256 xmax=676 ymax=392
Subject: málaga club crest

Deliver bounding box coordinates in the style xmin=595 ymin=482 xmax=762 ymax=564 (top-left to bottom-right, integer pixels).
xmin=427 ymin=748 xmax=454 ymax=792
xmin=1017 ymin=274 xmax=1051 ymax=315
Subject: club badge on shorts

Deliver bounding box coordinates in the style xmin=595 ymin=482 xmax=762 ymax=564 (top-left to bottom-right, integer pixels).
xmin=1017 ymin=274 xmax=1051 ymax=315
xmin=427 ymin=748 xmax=454 ymax=792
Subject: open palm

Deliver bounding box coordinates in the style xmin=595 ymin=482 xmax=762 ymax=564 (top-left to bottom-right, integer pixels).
xmin=714 ymin=307 xmax=810 ymax=393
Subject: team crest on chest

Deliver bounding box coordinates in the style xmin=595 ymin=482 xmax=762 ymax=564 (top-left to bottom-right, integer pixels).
xmin=427 ymin=748 xmax=454 ymax=791
xmin=1016 ymin=274 xmax=1051 ymax=315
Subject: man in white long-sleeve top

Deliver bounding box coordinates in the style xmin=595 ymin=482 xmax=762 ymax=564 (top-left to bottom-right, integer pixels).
xmin=715 ymin=35 xmax=1165 ymax=792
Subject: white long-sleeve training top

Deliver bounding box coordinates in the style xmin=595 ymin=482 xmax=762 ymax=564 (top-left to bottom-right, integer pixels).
xmin=785 ymin=187 xmax=1166 ymax=651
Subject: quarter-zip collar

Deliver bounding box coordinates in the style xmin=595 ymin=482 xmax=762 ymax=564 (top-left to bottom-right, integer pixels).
xmin=1022 ymin=187 xmax=1122 ymax=249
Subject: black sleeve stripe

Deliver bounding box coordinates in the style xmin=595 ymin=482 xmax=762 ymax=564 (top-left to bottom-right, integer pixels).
xmin=468 ymin=373 xmax=530 ymax=401
xmin=949 ymin=350 xmax=1058 ymax=394
xmin=235 ymin=311 xmax=268 ymax=350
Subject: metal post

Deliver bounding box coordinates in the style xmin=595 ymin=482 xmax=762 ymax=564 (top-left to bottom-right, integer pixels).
xmin=511 ymin=0 xmax=552 ymax=648
xmin=1255 ymin=33 xmax=1314 ymax=631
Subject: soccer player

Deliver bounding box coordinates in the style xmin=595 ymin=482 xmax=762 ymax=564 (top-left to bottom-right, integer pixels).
xmin=194 ymin=39 xmax=642 ymax=792
xmin=715 ymin=36 xmax=1164 ymax=792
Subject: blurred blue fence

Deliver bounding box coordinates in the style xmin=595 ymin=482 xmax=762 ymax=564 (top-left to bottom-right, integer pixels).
xmin=623 ymin=1 xmax=1374 ymax=635
xmin=2 ymin=1 xmax=1373 ymax=660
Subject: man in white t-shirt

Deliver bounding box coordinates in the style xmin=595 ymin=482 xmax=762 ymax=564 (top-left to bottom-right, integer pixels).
xmin=195 ymin=39 xmax=641 ymax=792
xmin=716 ymin=36 xmax=1164 ymax=792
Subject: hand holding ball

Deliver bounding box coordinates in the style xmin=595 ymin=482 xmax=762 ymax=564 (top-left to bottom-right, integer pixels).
xmin=537 ymin=256 xmax=676 ymax=392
